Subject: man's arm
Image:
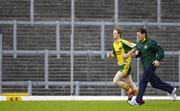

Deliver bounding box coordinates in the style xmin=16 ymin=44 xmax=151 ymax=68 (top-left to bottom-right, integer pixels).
xmin=124 ymin=47 xmax=141 ymax=59
xmin=123 ymin=48 xmax=136 ymax=58
xmin=152 ymin=41 xmax=164 ymax=66
xmin=107 ymin=46 xmax=116 ymax=59
xmin=122 ymin=39 xmax=136 ymax=59
xmin=154 ymin=44 xmax=164 ymax=61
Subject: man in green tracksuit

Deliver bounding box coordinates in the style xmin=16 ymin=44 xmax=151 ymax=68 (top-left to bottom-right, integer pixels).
xmin=128 ymin=28 xmax=177 ymax=106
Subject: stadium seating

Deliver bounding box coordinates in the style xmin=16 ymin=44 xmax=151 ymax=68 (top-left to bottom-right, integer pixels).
xmin=0 ymin=0 xmax=179 ymax=95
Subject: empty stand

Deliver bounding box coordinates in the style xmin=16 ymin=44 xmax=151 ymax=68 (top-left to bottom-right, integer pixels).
xmin=0 ymin=0 xmax=179 ymax=95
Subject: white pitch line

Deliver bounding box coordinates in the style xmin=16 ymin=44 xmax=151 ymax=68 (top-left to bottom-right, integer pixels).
xmin=0 ymin=96 xmax=180 ymax=101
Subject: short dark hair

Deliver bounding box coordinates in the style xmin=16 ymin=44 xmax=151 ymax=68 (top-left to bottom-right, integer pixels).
xmin=137 ymin=28 xmax=147 ymax=37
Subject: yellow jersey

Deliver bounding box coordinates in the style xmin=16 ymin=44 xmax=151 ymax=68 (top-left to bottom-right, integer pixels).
xmin=112 ymin=39 xmax=136 ymax=65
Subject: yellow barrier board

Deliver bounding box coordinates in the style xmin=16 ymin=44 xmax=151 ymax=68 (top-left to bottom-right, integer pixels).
xmin=0 ymin=92 xmax=29 ymax=101
xmin=6 ymin=96 xmax=22 ymax=101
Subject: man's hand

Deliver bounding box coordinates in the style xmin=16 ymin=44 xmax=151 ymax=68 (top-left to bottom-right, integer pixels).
xmin=124 ymin=48 xmax=136 ymax=59
xmin=107 ymin=53 xmax=113 ymax=59
xmin=123 ymin=53 xmax=128 ymax=59
xmin=152 ymin=60 xmax=160 ymax=67
xmin=135 ymin=50 xmax=141 ymax=58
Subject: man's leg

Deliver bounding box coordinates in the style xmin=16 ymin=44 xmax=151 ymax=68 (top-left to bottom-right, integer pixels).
xmin=113 ymin=71 xmax=131 ymax=92
xmin=135 ymin=67 xmax=156 ymax=103
xmin=128 ymin=67 xmax=155 ymax=106
xmin=149 ymin=73 xmax=176 ymax=100
xmin=124 ymin=75 xmax=138 ymax=95
xmin=124 ymin=75 xmax=138 ymax=100
xmin=150 ymin=74 xmax=174 ymax=93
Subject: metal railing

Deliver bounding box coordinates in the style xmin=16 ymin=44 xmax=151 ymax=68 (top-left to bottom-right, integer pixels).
xmin=0 ymin=34 xmax=180 ymax=95
xmin=1 ymin=81 xmax=180 ymax=96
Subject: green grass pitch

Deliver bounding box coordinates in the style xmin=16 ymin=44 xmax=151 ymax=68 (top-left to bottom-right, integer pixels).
xmin=0 ymin=100 xmax=180 ymax=111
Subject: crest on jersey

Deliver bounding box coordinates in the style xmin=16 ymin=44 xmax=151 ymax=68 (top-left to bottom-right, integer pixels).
xmin=144 ymin=45 xmax=147 ymax=49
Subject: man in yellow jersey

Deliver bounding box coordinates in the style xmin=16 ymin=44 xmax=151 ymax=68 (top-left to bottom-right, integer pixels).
xmin=107 ymin=26 xmax=138 ymax=100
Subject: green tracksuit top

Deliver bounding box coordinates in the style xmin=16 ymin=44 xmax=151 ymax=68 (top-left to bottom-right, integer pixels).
xmin=136 ymin=38 xmax=164 ymax=68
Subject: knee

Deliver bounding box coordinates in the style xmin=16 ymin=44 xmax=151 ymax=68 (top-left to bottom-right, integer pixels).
xmin=139 ymin=79 xmax=148 ymax=87
xmin=151 ymin=85 xmax=157 ymax=88
xmin=113 ymin=79 xmax=118 ymax=86
xmin=150 ymin=82 xmax=158 ymax=88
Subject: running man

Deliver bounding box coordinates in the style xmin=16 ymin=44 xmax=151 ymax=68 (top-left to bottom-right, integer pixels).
xmin=107 ymin=26 xmax=138 ymax=100
xmin=128 ymin=28 xmax=177 ymax=106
